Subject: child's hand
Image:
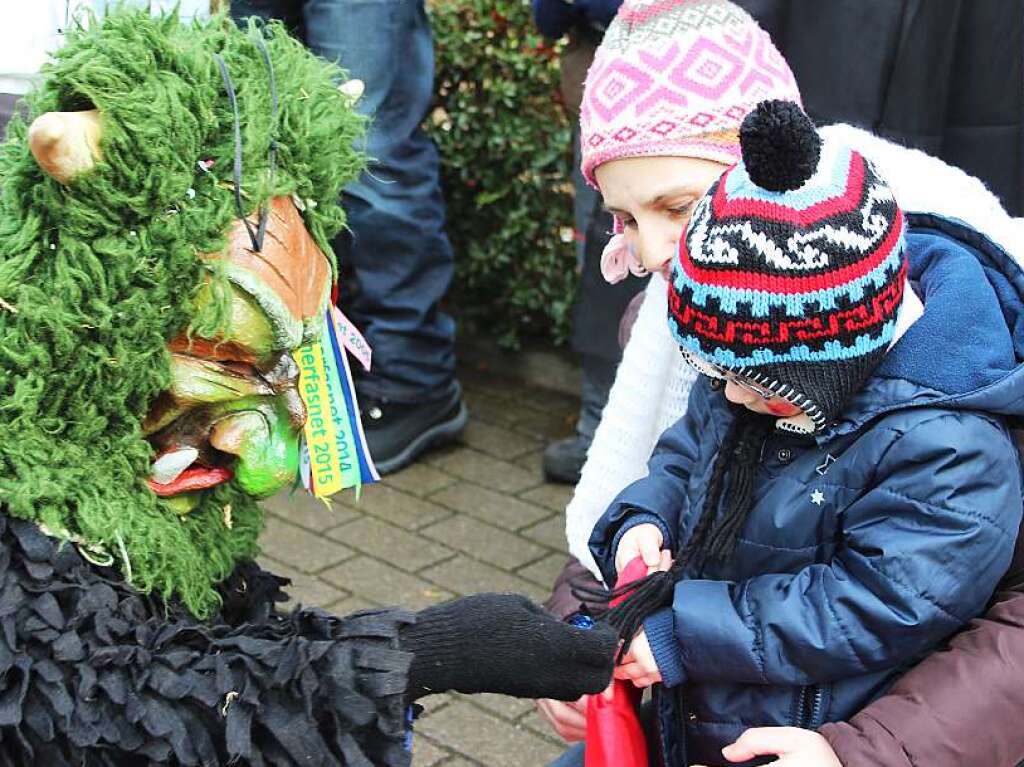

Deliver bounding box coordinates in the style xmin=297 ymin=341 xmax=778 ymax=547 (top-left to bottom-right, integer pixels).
xmin=535 ymin=696 xmax=588 ymax=742
xmin=616 ymin=523 xmax=664 ymax=573
xmin=613 ymin=629 xmax=663 ymax=688
xmin=718 ymin=727 xmax=843 ymax=766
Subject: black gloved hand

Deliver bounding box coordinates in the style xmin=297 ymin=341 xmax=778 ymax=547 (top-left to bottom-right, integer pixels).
xmin=400 ymin=593 xmax=617 ymax=701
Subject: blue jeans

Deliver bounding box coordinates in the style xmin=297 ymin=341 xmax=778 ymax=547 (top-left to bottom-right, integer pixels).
xmin=232 ymin=0 xmax=457 ymax=403
xmin=549 ymin=742 xmax=585 ymax=766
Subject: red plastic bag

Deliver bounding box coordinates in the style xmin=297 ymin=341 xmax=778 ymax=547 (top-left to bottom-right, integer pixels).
xmin=585 ymin=556 xmax=650 ymax=767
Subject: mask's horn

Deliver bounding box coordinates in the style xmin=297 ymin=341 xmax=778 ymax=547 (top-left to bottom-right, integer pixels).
xmin=28 ymin=109 xmax=102 ymax=184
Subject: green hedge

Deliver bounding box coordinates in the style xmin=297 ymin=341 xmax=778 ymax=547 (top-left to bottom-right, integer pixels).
xmin=428 ymin=0 xmax=577 ymax=348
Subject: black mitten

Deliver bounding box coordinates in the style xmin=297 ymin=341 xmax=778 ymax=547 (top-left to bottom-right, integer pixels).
xmin=400 ymin=593 xmax=617 ymax=701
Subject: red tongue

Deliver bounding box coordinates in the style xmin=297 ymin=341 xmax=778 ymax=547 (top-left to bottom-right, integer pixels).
xmin=148 ymin=466 xmax=234 ymax=497
xmin=766 ymin=400 xmax=803 ymax=416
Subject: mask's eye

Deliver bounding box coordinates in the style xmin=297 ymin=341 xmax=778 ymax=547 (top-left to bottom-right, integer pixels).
xmin=217 ymin=360 xmax=262 ymax=379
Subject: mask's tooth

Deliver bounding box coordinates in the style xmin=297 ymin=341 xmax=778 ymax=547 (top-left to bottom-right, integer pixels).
xmin=150 ymin=446 xmax=199 ymax=485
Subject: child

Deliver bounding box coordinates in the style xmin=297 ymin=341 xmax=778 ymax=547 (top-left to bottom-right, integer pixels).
xmin=582 ymin=98 xmax=1024 ymax=767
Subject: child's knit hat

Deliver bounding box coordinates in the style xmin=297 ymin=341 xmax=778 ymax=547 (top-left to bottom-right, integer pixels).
xmin=579 ymin=0 xmax=801 ymax=187
xmin=668 ymin=100 xmax=908 ymax=432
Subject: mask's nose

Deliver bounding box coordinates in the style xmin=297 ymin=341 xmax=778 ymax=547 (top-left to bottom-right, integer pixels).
xmin=210 ymin=395 xmax=302 ymax=498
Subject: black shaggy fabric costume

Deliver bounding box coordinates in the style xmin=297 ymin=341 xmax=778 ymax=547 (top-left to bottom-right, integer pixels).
xmin=0 ymin=506 xmax=617 ymax=766
xmin=0 ymin=509 xmax=414 ymax=767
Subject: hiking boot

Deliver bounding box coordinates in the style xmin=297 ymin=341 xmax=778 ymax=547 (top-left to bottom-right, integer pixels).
xmin=361 ymin=381 xmax=468 ymax=475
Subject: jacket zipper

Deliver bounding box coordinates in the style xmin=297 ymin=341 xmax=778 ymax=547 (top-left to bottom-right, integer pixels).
xmin=793 ymin=685 xmax=824 ymax=729
xmin=802 ymin=685 xmax=824 ymax=729
xmin=792 ymin=687 xmax=806 ymax=728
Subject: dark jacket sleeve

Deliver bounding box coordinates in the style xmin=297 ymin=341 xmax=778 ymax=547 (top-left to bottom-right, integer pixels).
xmin=532 ymin=0 xmax=623 ymax=39
xmin=819 ymin=506 xmax=1024 ymax=767
xmin=662 ymin=413 xmax=1022 ymax=686
xmin=588 ymin=380 xmax=708 ymax=585
xmin=577 ymin=0 xmax=623 ymax=29
xmin=0 ymin=513 xmax=414 ymax=767
xmin=532 ymin=0 xmax=580 ymax=39
xmin=543 ymin=556 xmax=605 ymax=619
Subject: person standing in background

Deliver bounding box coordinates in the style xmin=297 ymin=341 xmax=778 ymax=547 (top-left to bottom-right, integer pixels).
xmin=533 ymin=0 xmax=646 ymax=485
xmin=231 ymin=0 xmax=467 ymax=475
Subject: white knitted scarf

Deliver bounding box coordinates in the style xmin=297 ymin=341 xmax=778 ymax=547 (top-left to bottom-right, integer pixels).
xmin=567 ymin=123 xmax=1024 ymax=579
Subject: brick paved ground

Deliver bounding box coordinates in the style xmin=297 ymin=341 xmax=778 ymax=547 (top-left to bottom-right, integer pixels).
xmin=258 ymin=364 xmax=582 ymax=766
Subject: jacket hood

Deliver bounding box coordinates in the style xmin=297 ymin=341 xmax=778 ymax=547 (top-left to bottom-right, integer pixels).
xmin=828 ymin=213 xmax=1024 ymax=439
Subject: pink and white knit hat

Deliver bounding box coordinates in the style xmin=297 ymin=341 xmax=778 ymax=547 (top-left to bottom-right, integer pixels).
xmin=580 ymin=0 xmax=801 ymax=187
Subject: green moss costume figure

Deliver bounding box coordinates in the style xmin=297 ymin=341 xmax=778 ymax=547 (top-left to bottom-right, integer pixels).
xmin=0 ymin=10 xmax=615 ymax=766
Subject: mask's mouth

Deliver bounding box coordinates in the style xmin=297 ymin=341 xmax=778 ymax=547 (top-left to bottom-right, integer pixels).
xmin=144 ymin=351 xmax=304 ymax=502
xmin=147 ymin=445 xmax=235 ymax=496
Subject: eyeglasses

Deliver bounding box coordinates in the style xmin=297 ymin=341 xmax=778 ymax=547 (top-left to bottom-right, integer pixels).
xmin=681 ymin=350 xmax=776 ymax=400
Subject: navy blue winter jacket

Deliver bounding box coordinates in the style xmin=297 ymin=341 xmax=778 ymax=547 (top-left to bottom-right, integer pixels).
xmin=532 ymin=0 xmax=622 ymax=40
xmin=590 ymin=214 xmax=1024 ymax=767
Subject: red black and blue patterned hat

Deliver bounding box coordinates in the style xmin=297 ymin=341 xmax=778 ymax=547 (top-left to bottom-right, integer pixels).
xmin=668 ymin=100 xmax=907 ymax=431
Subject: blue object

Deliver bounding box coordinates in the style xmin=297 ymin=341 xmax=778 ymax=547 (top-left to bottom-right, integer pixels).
xmin=232 ymin=0 xmax=457 ymax=404
xmin=532 ymin=0 xmax=623 ymax=39
xmin=549 ymin=742 xmax=586 ymax=766
xmin=404 ymin=706 xmax=415 ymax=752
xmin=532 ymin=0 xmax=579 ymax=39
xmin=590 ymin=215 xmax=1024 ymax=766
xmin=568 ymin=613 xmax=596 ymax=630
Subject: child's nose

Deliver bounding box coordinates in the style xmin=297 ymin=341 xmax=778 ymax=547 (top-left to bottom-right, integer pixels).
xmin=723 ymin=381 xmax=757 ymax=406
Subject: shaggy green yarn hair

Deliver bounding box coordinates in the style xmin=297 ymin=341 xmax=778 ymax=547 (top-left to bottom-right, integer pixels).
xmin=0 ymin=8 xmax=365 ymax=617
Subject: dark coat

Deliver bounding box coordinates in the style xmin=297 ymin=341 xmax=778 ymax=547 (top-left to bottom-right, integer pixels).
xmin=541 ymin=0 xmax=1024 ymax=214
xmin=737 ymin=0 xmax=1024 ymax=216
xmin=590 ymin=214 xmax=1024 ymax=767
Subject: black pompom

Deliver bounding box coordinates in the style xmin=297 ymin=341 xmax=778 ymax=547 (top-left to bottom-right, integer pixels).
xmin=740 ymin=100 xmax=821 ymax=191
